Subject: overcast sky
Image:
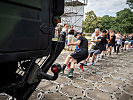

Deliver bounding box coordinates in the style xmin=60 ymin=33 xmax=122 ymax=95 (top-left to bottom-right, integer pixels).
xmin=84 ymin=0 xmax=129 ymax=17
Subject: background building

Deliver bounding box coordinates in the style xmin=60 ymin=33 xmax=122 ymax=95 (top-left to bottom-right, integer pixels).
xmin=61 ymin=0 xmax=88 ymax=32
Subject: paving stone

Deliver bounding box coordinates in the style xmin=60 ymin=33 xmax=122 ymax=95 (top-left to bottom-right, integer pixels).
xmin=125 ymin=80 xmax=133 ymax=86
xmin=111 ymin=73 xmax=130 ymax=80
xmin=0 ymin=95 xmax=8 ymax=100
xmin=29 ymin=89 xmax=43 ymax=100
xmin=114 ymin=93 xmax=121 ymax=99
xmin=43 ymin=92 xmax=68 ymax=100
xmin=55 ymin=76 xmax=71 ymax=84
xmin=38 ymin=81 xmax=51 ymax=88
xmin=74 ymin=68 xmax=82 ymax=73
xmin=97 ymin=83 xmax=120 ymax=93
xmin=98 ymin=59 xmax=110 ymax=64
xmin=122 ymin=85 xmax=133 ymax=95
xmin=86 ymin=89 xmax=112 ymax=100
xmin=83 ymin=74 xmax=102 ymax=82
xmin=116 ymin=69 xmax=128 ymax=74
xmin=99 ymin=69 xmax=111 ymax=75
xmin=93 ymin=71 xmax=104 ymax=76
xmin=1 ymin=49 xmax=133 ymax=99
xmin=72 ymin=97 xmax=92 ymax=100
xmin=73 ymin=73 xmax=82 ymax=79
xmin=105 ymin=67 xmax=119 ymax=73
xmin=114 ymin=92 xmax=133 ymax=100
xmin=60 ymin=85 xmax=83 ymax=97
xmin=122 ymin=67 xmax=133 ymax=73
xmin=72 ymin=79 xmax=94 ymax=89
xmin=38 ymin=81 xmax=58 ymax=92
xmin=104 ymin=77 xmax=125 ymax=86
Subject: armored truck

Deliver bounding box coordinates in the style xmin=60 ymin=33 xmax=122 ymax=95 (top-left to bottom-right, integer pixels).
xmin=0 ymin=0 xmax=65 ymax=100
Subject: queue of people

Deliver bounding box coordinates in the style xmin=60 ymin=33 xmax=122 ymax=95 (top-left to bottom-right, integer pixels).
xmin=55 ymin=24 xmax=77 ymax=51
xmin=55 ymin=25 xmax=133 ymax=78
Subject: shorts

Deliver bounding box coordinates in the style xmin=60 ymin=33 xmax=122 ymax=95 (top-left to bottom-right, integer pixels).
xmin=108 ymin=42 xmax=115 ymax=47
xmin=89 ymin=49 xmax=102 ymax=57
xmin=71 ymin=49 xmax=88 ymax=63
xmin=125 ymin=41 xmax=129 ymax=44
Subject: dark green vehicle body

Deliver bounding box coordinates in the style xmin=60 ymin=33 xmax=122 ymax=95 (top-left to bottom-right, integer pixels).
xmin=0 ymin=0 xmax=64 ymax=99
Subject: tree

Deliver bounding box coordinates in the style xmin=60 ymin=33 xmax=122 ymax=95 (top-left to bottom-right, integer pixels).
xmin=100 ymin=15 xmax=117 ymax=31
xmin=116 ymin=8 xmax=133 ymax=34
xmin=127 ymin=0 xmax=133 ymax=9
xmin=83 ymin=11 xmax=102 ymax=33
xmin=99 ymin=8 xmax=133 ymax=34
xmin=83 ymin=9 xmax=133 ymax=34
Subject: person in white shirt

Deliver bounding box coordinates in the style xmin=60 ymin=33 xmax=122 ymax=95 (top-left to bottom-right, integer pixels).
xmin=84 ymin=28 xmax=100 ymax=65
xmin=67 ymin=25 xmax=75 ymax=51
xmin=114 ymin=31 xmax=122 ymax=54
xmin=62 ymin=24 xmax=67 ymax=33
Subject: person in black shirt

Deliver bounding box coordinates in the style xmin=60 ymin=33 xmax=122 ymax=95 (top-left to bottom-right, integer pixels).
xmin=89 ymin=30 xmax=107 ymax=65
xmin=101 ymin=29 xmax=109 ymax=58
xmin=61 ymin=32 xmax=88 ymax=77
xmin=108 ymin=30 xmax=116 ymax=55
xmin=122 ymin=35 xmax=126 ymax=51
xmin=107 ymin=30 xmax=110 ymax=40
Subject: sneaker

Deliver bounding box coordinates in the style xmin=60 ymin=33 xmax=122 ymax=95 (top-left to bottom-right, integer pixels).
xmin=60 ymin=69 xmax=64 ymax=74
xmin=90 ymin=62 xmax=94 ymax=66
xmin=67 ymin=68 xmax=74 ymax=78
xmin=67 ymin=71 xmax=73 ymax=77
xmin=84 ymin=61 xmax=87 ymax=66
xmin=60 ymin=64 xmax=66 ymax=75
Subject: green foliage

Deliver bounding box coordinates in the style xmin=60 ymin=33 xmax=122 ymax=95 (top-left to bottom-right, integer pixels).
xmin=115 ymin=8 xmax=133 ymax=34
xmin=83 ymin=8 xmax=133 ymax=34
xmin=127 ymin=0 xmax=133 ymax=9
xmin=82 ymin=11 xmax=102 ymax=33
xmin=85 ymin=33 xmax=92 ymax=36
xmin=100 ymin=15 xmax=117 ymax=31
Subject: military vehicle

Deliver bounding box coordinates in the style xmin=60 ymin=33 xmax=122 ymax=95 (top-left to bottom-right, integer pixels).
xmin=0 ymin=0 xmax=65 ymax=100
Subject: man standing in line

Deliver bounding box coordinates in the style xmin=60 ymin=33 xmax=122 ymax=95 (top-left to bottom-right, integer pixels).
xmin=108 ymin=30 xmax=116 ymax=55
xmin=57 ymin=25 xmax=62 ymax=40
xmin=67 ymin=25 xmax=75 ymax=51
xmin=114 ymin=31 xmax=122 ymax=54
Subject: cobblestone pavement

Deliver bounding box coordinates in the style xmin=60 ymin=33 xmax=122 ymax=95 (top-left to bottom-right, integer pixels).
xmin=0 ymin=49 xmax=133 ymax=100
